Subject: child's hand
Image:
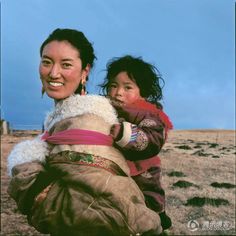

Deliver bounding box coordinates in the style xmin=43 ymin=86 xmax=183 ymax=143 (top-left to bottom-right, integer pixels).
xmin=110 ymin=124 xmax=122 ymax=141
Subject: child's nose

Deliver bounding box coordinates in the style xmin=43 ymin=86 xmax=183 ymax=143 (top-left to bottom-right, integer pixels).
xmin=116 ymin=87 xmax=124 ymax=96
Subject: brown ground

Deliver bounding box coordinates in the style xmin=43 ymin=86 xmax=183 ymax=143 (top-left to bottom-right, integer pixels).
xmin=1 ymin=130 xmax=235 ymax=235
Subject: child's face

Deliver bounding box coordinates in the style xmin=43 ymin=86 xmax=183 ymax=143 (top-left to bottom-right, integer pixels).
xmin=108 ymin=71 xmax=142 ymax=106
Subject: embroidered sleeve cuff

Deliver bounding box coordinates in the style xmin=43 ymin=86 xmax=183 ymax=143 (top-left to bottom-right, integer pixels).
xmin=115 ymin=122 xmax=138 ymax=147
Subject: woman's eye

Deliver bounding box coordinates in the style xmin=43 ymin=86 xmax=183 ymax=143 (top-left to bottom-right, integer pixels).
xmin=62 ymin=63 xmax=72 ymax=68
xmin=110 ymin=84 xmax=117 ymax=88
xmin=41 ymin=60 xmax=52 ymax=66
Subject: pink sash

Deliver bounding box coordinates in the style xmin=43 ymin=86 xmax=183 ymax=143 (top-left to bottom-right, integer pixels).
xmin=41 ymin=129 xmax=113 ymax=146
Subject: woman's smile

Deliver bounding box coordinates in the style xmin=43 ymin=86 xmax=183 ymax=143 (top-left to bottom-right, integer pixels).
xmin=47 ymin=81 xmax=64 ymax=89
xmin=48 ymin=81 xmax=64 ymax=87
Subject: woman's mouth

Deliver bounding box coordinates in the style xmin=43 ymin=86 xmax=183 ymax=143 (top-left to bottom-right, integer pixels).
xmin=48 ymin=82 xmax=64 ymax=87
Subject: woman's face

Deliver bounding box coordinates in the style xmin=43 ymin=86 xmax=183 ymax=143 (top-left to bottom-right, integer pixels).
xmin=39 ymin=40 xmax=90 ymax=100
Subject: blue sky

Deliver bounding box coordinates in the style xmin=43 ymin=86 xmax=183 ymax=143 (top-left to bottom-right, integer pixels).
xmin=1 ymin=0 xmax=235 ymax=130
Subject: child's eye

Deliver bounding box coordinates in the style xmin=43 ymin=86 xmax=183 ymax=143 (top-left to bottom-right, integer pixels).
xmin=125 ymin=86 xmax=132 ymax=90
xmin=109 ymin=84 xmax=117 ymax=88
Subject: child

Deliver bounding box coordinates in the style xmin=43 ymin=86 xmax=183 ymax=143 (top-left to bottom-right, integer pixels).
xmin=101 ymin=55 xmax=173 ymax=231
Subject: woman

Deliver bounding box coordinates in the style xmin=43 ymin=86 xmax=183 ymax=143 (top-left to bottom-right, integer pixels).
xmin=7 ymin=28 xmax=162 ymax=236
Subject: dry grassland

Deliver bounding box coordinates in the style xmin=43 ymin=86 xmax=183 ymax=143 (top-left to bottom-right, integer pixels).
xmin=1 ymin=130 xmax=235 ymax=235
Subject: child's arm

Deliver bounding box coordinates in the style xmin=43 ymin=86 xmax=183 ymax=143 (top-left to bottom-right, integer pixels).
xmin=110 ymin=106 xmax=166 ymax=160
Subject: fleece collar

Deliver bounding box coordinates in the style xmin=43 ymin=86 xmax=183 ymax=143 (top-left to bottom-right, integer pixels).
xmin=44 ymin=95 xmax=118 ymax=131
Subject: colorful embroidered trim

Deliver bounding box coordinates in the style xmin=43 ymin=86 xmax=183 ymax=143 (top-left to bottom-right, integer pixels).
xmin=47 ymin=151 xmax=127 ymax=176
xmin=130 ymin=124 xmax=138 ymax=142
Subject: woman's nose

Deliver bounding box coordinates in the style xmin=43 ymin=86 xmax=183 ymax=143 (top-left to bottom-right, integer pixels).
xmin=49 ymin=64 xmax=60 ymax=78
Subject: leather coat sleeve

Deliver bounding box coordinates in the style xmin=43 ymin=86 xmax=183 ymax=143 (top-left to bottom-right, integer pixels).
xmin=7 ymin=161 xmax=51 ymax=215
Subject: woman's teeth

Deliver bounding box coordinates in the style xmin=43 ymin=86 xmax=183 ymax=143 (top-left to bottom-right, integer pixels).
xmin=49 ymin=82 xmax=63 ymax=87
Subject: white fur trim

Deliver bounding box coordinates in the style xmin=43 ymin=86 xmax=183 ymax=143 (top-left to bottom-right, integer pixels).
xmin=116 ymin=122 xmax=132 ymax=147
xmin=44 ymin=95 xmax=118 ymax=131
xmin=7 ymin=134 xmax=49 ymax=176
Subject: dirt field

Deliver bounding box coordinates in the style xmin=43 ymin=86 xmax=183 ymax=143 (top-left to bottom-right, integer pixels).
xmin=1 ymin=130 xmax=235 ymax=235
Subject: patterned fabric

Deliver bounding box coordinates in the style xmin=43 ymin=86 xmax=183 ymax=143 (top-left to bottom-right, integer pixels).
xmin=130 ymin=124 xmax=138 ymax=142
xmin=133 ymin=166 xmax=165 ymax=213
xmin=112 ymin=99 xmax=172 ymax=224
xmin=33 ymin=151 xmax=128 ymax=208
xmin=139 ymin=119 xmax=158 ymax=128
xmin=47 ymin=151 xmax=127 ymax=176
xmin=114 ymin=100 xmax=168 ymax=161
xmin=133 ymin=130 xmax=149 ymax=151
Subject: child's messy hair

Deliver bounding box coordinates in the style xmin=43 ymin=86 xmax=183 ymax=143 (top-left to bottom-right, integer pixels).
xmin=100 ymin=55 xmax=164 ymax=106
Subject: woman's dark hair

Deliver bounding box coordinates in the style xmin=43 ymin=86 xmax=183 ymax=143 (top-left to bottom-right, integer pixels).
xmin=101 ymin=55 xmax=164 ymax=105
xmin=40 ymin=28 xmax=96 ymax=94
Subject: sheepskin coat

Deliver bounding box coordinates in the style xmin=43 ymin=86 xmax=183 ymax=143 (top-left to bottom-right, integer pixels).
xmin=7 ymin=95 xmax=162 ymax=236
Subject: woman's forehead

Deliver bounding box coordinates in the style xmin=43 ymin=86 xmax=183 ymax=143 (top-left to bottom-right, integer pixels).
xmin=42 ymin=40 xmax=80 ymax=57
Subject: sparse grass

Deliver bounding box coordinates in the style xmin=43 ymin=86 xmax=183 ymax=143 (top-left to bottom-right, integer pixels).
xmin=192 ymin=150 xmax=211 ymax=157
xmin=208 ymin=143 xmax=219 ymax=148
xmin=175 ymin=145 xmax=192 ymax=150
xmin=167 ymin=171 xmax=186 ymax=177
xmin=210 ymin=182 xmax=236 ymax=189
xmin=173 ymin=180 xmax=198 ymax=188
xmin=219 ymin=147 xmax=228 ymax=150
xmin=187 ymin=139 xmax=194 ymax=143
xmin=211 ymin=155 xmax=220 ymax=158
xmin=195 ymin=142 xmax=208 ymax=145
xmin=185 ymin=197 xmax=230 ymax=207
xmin=2 ymin=130 xmax=236 ymax=236
xmin=162 ymin=130 xmax=235 ymax=235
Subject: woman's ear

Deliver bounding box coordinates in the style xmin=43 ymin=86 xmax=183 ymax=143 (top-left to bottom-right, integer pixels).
xmin=82 ymin=64 xmax=91 ymax=83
